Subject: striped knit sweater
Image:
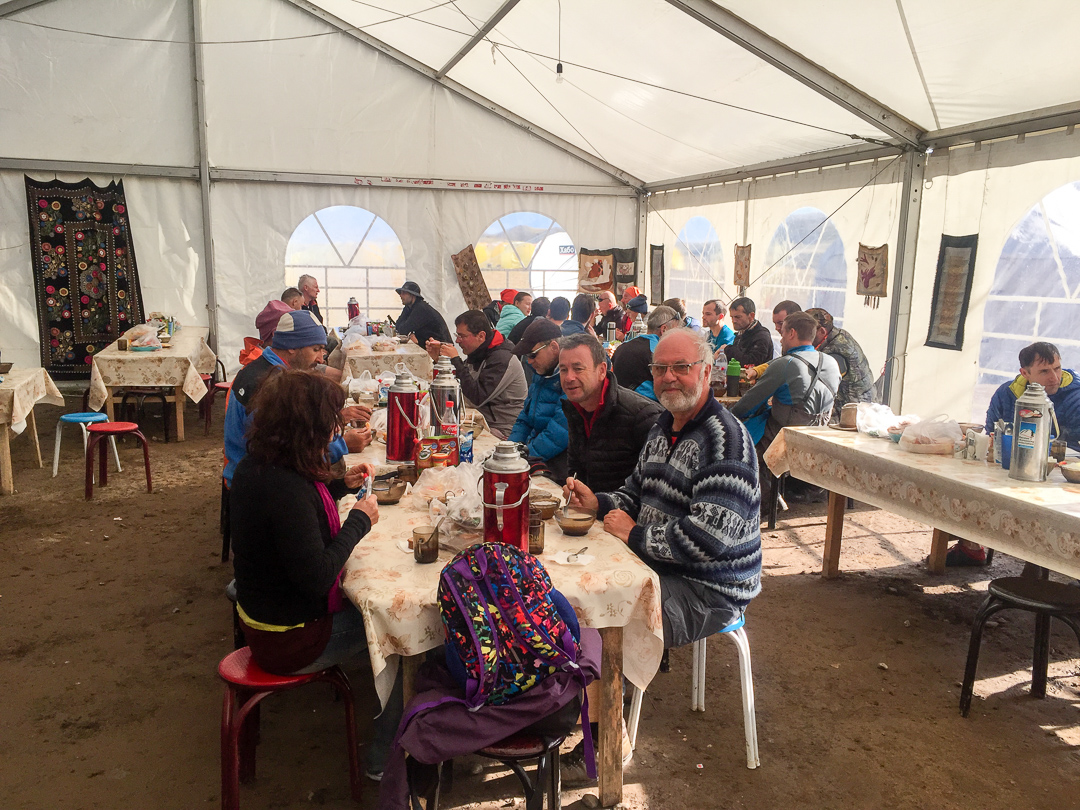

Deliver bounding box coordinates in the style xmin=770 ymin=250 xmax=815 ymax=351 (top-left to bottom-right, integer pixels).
xmin=596 ymin=396 xmax=762 ymax=607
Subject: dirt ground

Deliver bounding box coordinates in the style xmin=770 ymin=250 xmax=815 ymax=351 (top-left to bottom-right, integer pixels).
xmin=3 ymin=395 xmax=1080 ymax=810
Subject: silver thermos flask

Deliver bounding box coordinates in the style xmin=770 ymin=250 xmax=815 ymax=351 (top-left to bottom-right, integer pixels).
xmin=1008 ymin=383 xmax=1056 ymax=482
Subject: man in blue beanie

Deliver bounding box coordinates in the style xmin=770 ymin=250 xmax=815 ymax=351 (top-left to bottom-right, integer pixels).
xmin=223 ymin=310 xmax=369 ymax=487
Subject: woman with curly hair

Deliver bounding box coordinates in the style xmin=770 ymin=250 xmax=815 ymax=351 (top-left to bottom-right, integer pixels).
xmin=229 ymin=368 xmax=400 ymax=778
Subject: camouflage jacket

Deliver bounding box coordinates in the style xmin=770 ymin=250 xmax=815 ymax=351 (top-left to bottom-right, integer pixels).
xmin=819 ymin=326 xmax=874 ymax=416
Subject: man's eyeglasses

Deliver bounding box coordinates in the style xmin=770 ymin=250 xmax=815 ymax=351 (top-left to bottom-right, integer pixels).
xmin=527 ymin=343 xmax=550 ymax=359
xmin=648 ymin=359 xmax=704 ymax=377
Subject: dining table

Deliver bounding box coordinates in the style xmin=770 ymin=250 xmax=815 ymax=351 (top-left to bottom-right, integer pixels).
xmin=0 ymin=367 xmax=65 ymax=495
xmin=87 ymin=326 xmax=217 ymax=441
xmin=340 ymin=430 xmax=664 ymax=807
xmin=765 ymin=426 xmax=1080 ymax=579
xmin=344 ymin=342 xmax=433 ymax=382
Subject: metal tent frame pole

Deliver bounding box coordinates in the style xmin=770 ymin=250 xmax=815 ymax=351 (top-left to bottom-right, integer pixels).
xmin=191 ymin=0 xmax=218 ymax=352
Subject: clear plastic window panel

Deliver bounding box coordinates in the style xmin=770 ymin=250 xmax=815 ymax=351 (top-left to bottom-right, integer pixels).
xmin=757 ymin=207 xmax=847 ymax=326
xmin=476 ymin=212 xmax=577 ymax=303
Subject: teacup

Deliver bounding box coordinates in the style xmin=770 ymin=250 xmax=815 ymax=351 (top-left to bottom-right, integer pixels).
xmin=840 ymin=403 xmax=858 ymax=429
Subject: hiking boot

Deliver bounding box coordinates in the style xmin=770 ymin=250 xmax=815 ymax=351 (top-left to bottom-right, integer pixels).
xmin=945 ymin=543 xmax=988 ymax=567
xmin=560 ymin=725 xmax=633 ymax=787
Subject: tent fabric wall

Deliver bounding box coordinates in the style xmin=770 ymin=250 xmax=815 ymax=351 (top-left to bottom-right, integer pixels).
xmin=210 ymin=181 xmax=635 ymax=373
xmin=0 ymin=171 xmax=207 ymax=370
xmin=648 ymin=158 xmax=904 ymax=381
xmin=902 ymin=128 xmax=1080 ymax=421
xmin=0 ymin=0 xmax=197 ymax=167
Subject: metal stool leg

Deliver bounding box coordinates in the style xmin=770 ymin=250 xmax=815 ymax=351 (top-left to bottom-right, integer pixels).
xmin=728 ymin=627 xmax=760 ymax=769
xmin=110 ymin=436 xmax=122 ymax=473
xmin=1032 ymin=611 xmax=1052 ymax=699
xmin=52 ymin=420 xmax=64 ymax=477
xmin=960 ymin=597 xmax=1008 ymax=716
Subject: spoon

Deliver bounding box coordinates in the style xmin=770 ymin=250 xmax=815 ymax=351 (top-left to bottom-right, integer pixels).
xmin=567 ymin=546 xmax=589 ymax=563
xmin=564 ymin=473 xmax=578 ymax=517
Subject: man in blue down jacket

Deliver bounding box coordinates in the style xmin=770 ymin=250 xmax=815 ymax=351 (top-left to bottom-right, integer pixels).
xmin=509 ymin=318 xmax=569 ymax=480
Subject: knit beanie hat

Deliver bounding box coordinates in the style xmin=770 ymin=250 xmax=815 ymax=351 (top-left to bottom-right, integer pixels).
xmin=255 ymin=300 xmax=292 ymax=343
xmin=500 ymin=288 xmax=519 ymax=305
xmin=627 ymin=294 xmax=649 ymax=315
xmin=271 ymin=310 xmax=327 ymax=350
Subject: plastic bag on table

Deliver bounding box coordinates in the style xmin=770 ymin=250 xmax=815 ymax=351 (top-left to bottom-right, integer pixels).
xmin=124 ymin=323 xmax=161 ymax=347
xmin=856 ymin=402 xmax=899 ymax=437
xmin=369 ymin=407 xmax=389 ymax=442
xmin=348 ymin=370 xmax=380 ymax=399
xmin=898 ymin=415 xmax=962 ymax=455
xmin=409 ymin=465 xmax=466 ymax=508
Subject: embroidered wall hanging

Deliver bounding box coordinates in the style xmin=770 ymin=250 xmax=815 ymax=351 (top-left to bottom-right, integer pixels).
xmin=856 ymin=242 xmax=889 ymax=308
xmin=650 ymin=244 xmax=665 ymax=304
xmin=24 ymin=177 xmax=145 ymax=380
xmin=926 ymin=234 xmax=978 ymax=351
xmin=577 ymin=249 xmax=614 ymax=294
xmin=451 ymin=244 xmax=491 ymax=312
xmin=733 ymin=244 xmax=751 ymax=288
xmin=612 ymin=247 xmax=637 ymax=284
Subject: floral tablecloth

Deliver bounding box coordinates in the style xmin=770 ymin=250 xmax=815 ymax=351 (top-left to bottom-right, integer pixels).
xmin=345 ymin=344 xmax=433 ymax=382
xmin=341 ymin=430 xmax=664 ymax=708
xmin=0 ymin=367 xmax=65 ymax=426
xmin=766 ymin=426 xmax=1080 ymax=578
xmin=87 ymin=326 xmax=217 ymax=411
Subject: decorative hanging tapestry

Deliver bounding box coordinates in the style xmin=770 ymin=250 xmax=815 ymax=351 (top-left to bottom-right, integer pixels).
xmin=24 ymin=177 xmax=145 ymax=380
xmin=612 ymin=247 xmax=637 ymax=284
xmin=649 ymin=244 xmax=664 ymax=305
xmin=577 ymin=249 xmax=614 ymax=294
xmin=452 ymin=244 xmax=491 ymax=312
xmin=856 ymin=243 xmax=889 ymax=308
xmin=733 ymin=244 xmax=751 ymax=288
xmin=926 ymin=234 xmax=978 ymax=351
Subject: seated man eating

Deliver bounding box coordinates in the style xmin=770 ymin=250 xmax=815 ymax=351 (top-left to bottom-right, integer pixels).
xmin=565 ymin=327 xmax=762 ymax=650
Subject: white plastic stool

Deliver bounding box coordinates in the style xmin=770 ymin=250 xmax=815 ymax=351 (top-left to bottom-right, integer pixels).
xmin=53 ymin=412 xmax=121 ymax=481
xmin=626 ymin=617 xmax=759 ymax=769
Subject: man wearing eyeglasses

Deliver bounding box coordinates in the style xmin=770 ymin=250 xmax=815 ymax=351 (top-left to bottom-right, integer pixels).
xmin=611 ymin=305 xmax=681 ymax=401
xmin=508 ymin=318 xmax=570 ymax=480
xmin=565 ymin=328 xmax=762 ymax=651
xmin=731 ymin=311 xmax=840 ymax=505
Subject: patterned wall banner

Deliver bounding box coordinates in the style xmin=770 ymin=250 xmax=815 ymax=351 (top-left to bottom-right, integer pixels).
xmin=926 ymin=234 xmax=978 ymax=351
xmin=733 ymin=244 xmax=751 ymax=287
xmin=24 ymin=177 xmax=145 ymax=380
xmin=650 ymin=244 xmax=664 ymax=305
xmin=856 ymin=242 xmax=889 ymax=308
xmin=451 ymin=243 xmax=491 ymax=312
xmin=612 ymin=247 xmax=637 ymax=284
xmin=578 ymin=249 xmax=614 ymax=293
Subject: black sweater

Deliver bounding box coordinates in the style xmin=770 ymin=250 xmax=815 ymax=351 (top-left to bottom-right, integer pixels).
xmin=230 ymin=457 xmax=370 ymax=627
xmin=724 ymin=320 xmax=774 ymax=367
xmin=396 ymin=298 xmax=452 ymax=346
xmin=562 ymin=373 xmax=664 ymax=492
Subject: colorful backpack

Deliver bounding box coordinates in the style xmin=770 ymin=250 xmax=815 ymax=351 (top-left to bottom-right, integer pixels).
xmin=438 ymin=542 xmax=582 ymax=708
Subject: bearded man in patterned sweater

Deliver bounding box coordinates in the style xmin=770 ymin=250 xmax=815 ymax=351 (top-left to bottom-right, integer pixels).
xmin=565 ymin=328 xmax=762 ymax=648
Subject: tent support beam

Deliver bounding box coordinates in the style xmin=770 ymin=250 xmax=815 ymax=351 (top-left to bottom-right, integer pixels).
xmin=645 ymin=143 xmax=900 ymax=193
xmin=662 ymin=0 xmax=923 ymax=148
xmin=435 ymin=0 xmax=522 ymax=80
xmin=0 ymin=0 xmax=55 ymax=18
xmin=191 ymin=0 xmax=219 ymax=352
xmin=883 ymin=149 xmax=925 ymax=412
xmin=281 ymin=0 xmax=643 ymax=190
xmin=922 ymin=101 xmax=1080 ymax=149
xmin=0 ymin=157 xmax=198 ymax=178
xmin=635 ymin=192 xmax=649 ymax=292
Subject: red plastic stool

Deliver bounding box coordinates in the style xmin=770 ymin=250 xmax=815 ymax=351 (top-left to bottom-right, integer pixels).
xmin=218 ymin=647 xmax=362 ymax=810
xmin=85 ymin=421 xmax=152 ymax=500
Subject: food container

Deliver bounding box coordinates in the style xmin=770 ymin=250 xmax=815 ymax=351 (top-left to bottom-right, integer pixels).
xmin=554 ymin=507 xmax=596 ymax=536
xmin=1059 ymin=462 xmax=1080 ymax=484
xmin=528 ymin=490 xmax=560 ymax=520
xmin=374 ymin=478 xmax=407 ymax=504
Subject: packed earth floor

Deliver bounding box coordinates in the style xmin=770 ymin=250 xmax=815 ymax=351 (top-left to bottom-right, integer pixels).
xmin=3 ymin=397 xmax=1080 ymax=810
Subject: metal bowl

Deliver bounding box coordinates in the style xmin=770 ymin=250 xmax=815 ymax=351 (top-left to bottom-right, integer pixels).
xmin=0 ymin=362 xmax=12 ymax=374
xmin=554 ymin=507 xmax=596 ymax=536
xmin=374 ymin=478 xmax=407 ymax=504
xmin=1060 ymin=462 xmax=1080 ymax=484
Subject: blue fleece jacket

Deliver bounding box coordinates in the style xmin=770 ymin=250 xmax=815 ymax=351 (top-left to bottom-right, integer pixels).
xmin=985 ymin=370 xmax=1080 ymax=451
xmin=508 ymin=369 xmax=569 ymax=460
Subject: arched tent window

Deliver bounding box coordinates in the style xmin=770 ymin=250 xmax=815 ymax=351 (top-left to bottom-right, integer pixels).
xmin=669 ymin=216 xmax=728 ymax=314
xmin=476 ymin=212 xmax=577 ymax=301
xmin=973 ymin=181 xmax=1080 ymax=420
xmin=759 ymin=207 xmax=847 ymax=325
xmin=285 ymin=206 xmax=406 ymax=326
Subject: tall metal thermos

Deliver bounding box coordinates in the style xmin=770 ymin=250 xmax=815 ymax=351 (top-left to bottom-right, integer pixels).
xmin=429 ymin=355 xmax=461 ymax=436
xmin=481 ymin=441 xmax=531 ymax=551
xmin=1008 ymin=383 xmax=1058 ymax=482
xmin=386 ymin=369 xmax=421 ymax=463
xmin=347 ymin=297 xmax=360 ymax=321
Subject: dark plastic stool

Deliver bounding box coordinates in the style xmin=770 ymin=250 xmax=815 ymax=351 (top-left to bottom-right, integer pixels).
xmin=960 ymin=575 xmax=1080 ymax=716
xmin=218 ymin=647 xmax=362 ymax=810
xmin=119 ymin=388 xmax=172 ymax=442
xmin=85 ymin=421 xmax=152 ymax=499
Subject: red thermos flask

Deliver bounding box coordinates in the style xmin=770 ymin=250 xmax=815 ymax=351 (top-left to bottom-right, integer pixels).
xmin=481 ymin=441 xmax=531 ymax=551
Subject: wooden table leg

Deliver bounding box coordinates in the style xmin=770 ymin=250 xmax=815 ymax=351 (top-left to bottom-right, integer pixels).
xmin=823 ymin=490 xmax=846 ymax=579
xmin=26 ymin=407 xmax=43 ymax=468
xmin=928 ymin=529 xmax=952 ymax=575
xmin=104 ymin=388 xmax=116 ymax=421
xmin=174 ymin=385 xmax=185 ymax=442
xmin=402 ymin=654 xmax=421 ymax=706
xmin=598 ymin=626 xmax=623 ymax=808
xmin=0 ymin=424 xmax=12 ymax=495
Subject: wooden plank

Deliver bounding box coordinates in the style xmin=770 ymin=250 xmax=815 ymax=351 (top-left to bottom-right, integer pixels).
xmin=823 ymin=490 xmax=846 ymax=579
xmin=928 ymin=529 xmax=952 ymax=575
xmin=598 ymin=626 xmax=624 ymax=807
xmin=173 ymin=385 xmax=185 ymax=442
xmin=26 ymin=407 xmax=43 ymax=468
xmin=104 ymin=389 xmax=116 ymax=422
xmin=0 ymin=425 xmax=12 ymax=495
